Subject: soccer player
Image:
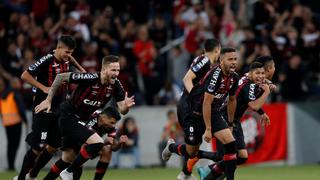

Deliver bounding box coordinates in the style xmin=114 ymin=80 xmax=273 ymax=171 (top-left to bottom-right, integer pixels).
xmin=16 ymin=35 xmax=85 ymax=180
xmin=163 ymin=38 xmax=221 ymax=179
xmin=43 ymin=106 xmax=128 ymax=180
xmin=163 ymin=48 xmax=239 ymax=180
xmin=199 ymin=62 xmax=271 ymax=180
xmin=186 ymin=55 xmax=276 ymax=174
xmin=35 ymin=55 xmax=135 ymax=180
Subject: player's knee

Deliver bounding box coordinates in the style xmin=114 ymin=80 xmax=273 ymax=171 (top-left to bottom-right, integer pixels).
xmin=85 ymin=142 xmax=104 ymax=159
xmin=237 ymin=157 xmax=248 ymax=165
xmin=223 ymin=141 xmax=237 ymax=155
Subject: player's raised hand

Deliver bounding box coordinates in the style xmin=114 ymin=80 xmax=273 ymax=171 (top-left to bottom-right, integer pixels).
xmin=260 ymin=113 xmax=271 ymax=126
xmin=34 ymin=99 xmax=51 ymax=114
xmin=260 ymin=84 xmax=270 ymax=93
xmin=119 ymin=135 xmax=128 ymax=144
xmin=203 ymin=128 xmax=212 ymax=143
xmin=124 ymin=92 xmax=135 ymax=108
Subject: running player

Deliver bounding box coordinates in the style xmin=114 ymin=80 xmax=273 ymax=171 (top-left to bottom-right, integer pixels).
xmin=165 ymin=38 xmax=221 ymax=179
xmin=199 ymin=62 xmax=271 ymax=180
xmin=43 ymin=106 xmax=128 ymax=180
xmin=16 ymin=35 xmax=85 ymax=180
xmin=163 ymin=48 xmax=239 ymax=180
xmin=35 ymin=55 xmax=135 ymax=180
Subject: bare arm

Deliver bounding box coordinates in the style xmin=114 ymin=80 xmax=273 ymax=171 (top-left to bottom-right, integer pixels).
xmin=68 ymin=55 xmax=86 ymax=72
xmin=117 ymin=92 xmax=135 ymax=115
xmin=46 ymin=72 xmax=72 ymax=102
xmin=182 ymin=70 xmax=197 ymax=93
xmin=227 ymin=95 xmax=237 ymax=125
xmin=203 ymin=92 xmax=214 ymax=142
xmin=21 ymin=70 xmax=49 ymax=93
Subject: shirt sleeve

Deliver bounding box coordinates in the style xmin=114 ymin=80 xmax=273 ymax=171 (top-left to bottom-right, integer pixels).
xmin=27 ymin=54 xmax=53 ymax=76
xmin=69 ymin=72 xmax=99 ymax=84
xmin=241 ymin=83 xmax=259 ymax=104
xmin=190 ymin=56 xmax=211 ymax=76
xmin=114 ymin=79 xmax=125 ymax=102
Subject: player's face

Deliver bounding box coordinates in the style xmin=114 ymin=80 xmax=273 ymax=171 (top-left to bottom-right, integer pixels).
xmin=220 ymin=52 xmax=237 ymax=74
xmin=101 ymin=62 xmax=120 ymax=84
xmin=251 ymin=68 xmax=265 ymax=85
xmin=265 ymin=62 xmax=275 ymax=80
xmin=56 ymin=44 xmax=74 ymax=62
xmin=98 ymin=114 xmax=117 ymax=130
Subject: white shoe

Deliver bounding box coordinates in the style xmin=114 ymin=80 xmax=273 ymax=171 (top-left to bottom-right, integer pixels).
xmin=60 ymin=169 xmax=73 ymax=180
xmin=177 ymin=172 xmax=197 ymax=180
xmin=25 ymin=173 xmax=37 ymax=180
xmin=161 ymin=138 xmax=175 ymax=161
xmin=13 ymin=176 xmax=18 ymax=180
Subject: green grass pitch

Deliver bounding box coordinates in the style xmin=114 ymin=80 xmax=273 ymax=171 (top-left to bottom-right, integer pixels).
xmin=2 ymin=165 xmax=319 ymax=179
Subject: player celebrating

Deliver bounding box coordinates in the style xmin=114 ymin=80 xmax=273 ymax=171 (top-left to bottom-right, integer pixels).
xmin=16 ymin=35 xmax=85 ymax=180
xmin=43 ymin=106 xmax=128 ymax=180
xmin=199 ymin=62 xmax=271 ymax=180
xmin=163 ymin=48 xmax=239 ymax=180
xmin=165 ymin=38 xmax=221 ymax=179
xmin=35 ymin=55 xmax=135 ymax=180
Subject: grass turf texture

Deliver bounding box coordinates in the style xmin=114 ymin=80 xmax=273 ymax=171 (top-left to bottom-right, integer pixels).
xmin=1 ymin=165 xmax=319 ymax=180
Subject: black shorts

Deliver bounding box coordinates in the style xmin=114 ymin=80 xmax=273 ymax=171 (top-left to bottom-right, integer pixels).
xmin=59 ymin=102 xmax=95 ymax=151
xmin=26 ymin=112 xmax=61 ymax=151
xmin=211 ymin=109 xmax=229 ymax=134
xmin=177 ymin=96 xmax=205 ymax=146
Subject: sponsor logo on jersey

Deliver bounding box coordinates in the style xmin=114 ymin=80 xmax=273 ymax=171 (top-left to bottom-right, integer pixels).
xmin=72 ymin=73 xmax=99 ymax=80
xmin=249 ymin=84 xmax=256 ymax=100
xmin=207 ymin=67 xmax=221 ymax=92
xmin=83 ymin=99 xmax=102 ymax=107
xmin=28 ymin=54 xmax=53 ymax=71
xmin=192 ymin=56 xmax=209 ymax=72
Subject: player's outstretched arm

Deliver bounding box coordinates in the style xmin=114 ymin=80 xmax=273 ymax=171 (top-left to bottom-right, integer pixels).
xmin=35 ymin=72 xmax=72 ymax=113
xmin=182 ymin=70 xmax=196 ymax=93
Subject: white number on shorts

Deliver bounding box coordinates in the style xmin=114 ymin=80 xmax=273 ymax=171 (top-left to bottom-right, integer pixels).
xmin=189 ymin=127 xmax=194 ymax=132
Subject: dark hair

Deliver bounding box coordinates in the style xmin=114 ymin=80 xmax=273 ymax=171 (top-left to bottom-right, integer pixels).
xmin=221 ymin=47 xmax=236 ymax=55
xmin=101 ymin=106 xmax=121 ymax=121
xmin=255 ymin=56 xmax=274 ymax=68
xmin=249 ymin=62 xmax=264 ymax=71
xmin=102 ymin=55 xmax=120 ymax=65
xmin=204 ymin=38 xmax=221 ymax=52
xmin=58 ymin=35 xmax=76 ymax=49
xmin=122 ymin=117 xmax=137 ymax=135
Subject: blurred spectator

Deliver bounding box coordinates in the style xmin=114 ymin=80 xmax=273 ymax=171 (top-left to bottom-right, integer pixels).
xmin=154 ymin=80 xmax=181 ymax=105
xmin=158 ymin=110 xmax=183 ymax=167
xmin=113 ymin=117 xmax=140 ymax=168
xmin=78 ymin=41 xmax=100 ymax=73
xmin=168 ymin=45 xmax=189 ymax=89
xmin=133 ymin=25 xmax=158 ymax=105
xmin=279 ymin=55 xmax=307 ymax=101
xmin=0 ymin=77 xmax=27 ymax=171
xmin=1 ymin=41 xmax=23 ymax=77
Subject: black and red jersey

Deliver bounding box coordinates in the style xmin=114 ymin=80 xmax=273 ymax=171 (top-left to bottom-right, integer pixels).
xmin=68 ymin=72 xmax=125 ymax=120
xmin=234 ymin=78 xmax=263 ymax=120
xmin=27 ymin=52 xmax=70 ymax=111
xmin=189 ymin=65 xmax=239 ymax=114
xmin=181 ymin=55 xmax=214 ymax=97
xmin=85 ymin=110 xmax=117 ymax=137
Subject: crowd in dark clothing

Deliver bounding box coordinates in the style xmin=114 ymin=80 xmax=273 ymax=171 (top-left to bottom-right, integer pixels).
xmin=1 ymin=0 xmax=320 ymax=107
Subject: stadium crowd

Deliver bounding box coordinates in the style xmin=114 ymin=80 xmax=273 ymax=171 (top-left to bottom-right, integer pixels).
xmin=1 ymin=0 xmax=320 ymax=107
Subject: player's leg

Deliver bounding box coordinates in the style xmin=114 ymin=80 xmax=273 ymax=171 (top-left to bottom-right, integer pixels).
xmin=94 ymin=145 xmax=112 ymax=180
xmin=17 ymin=113 xmax=50 ymax=180
xmin=28 ymin=114 xmax=61 ymax=178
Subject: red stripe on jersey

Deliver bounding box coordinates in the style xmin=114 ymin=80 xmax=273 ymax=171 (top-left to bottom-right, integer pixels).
xmin=48 ymin=61 xmax=53 ymax=86
xmin=51 ymin=164 xmax=61 ymax=174
xmin=77 ymin=86 xmax=92 ymax=108
xmin=236 ymin=80 xmax=249 ymax=97
xmin=223 ymin=153 xmax=237 ymax=161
